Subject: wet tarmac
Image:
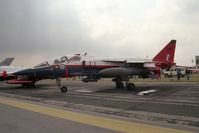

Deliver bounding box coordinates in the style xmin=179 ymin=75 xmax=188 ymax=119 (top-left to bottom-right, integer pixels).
xmin=0 ymin=79 xmax=199 ymax=131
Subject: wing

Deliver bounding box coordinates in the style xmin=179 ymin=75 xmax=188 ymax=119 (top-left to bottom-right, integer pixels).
xmin=103 ymin=59 xmax=155 ymax=68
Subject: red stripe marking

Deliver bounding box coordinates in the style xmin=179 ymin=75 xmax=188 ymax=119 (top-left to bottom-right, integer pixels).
xmin=7 ymin=80 xmax=33 ymax=84
xmin=65 ymin=66 xmax=68 ymax=78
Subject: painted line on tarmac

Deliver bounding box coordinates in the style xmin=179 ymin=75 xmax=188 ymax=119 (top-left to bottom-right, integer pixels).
xmin=0 ymin=96 xmax=194 ymax=133
xmin=76 ymin=90 xmax=94 ymax=93
xmin=137 ymin=89 xmax=158 ymax=96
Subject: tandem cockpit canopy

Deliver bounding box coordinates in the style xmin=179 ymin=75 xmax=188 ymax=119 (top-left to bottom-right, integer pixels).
xmin=34 ymin=54 xmax=81 ymax=68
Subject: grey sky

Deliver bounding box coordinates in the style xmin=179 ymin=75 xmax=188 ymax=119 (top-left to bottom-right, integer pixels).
xmin=0 ymin=0 xmax=199 ymax=67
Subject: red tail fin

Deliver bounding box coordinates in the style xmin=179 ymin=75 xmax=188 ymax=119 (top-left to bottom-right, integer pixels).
xmin=152 ymin=40 xmax=176 ymax=68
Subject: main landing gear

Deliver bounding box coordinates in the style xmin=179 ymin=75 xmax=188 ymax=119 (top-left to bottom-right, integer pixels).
xmin=114 ymin=79 xmax=135 ymax=90
xmin=115 ymin=81 xmax=124 ymax=88
xmin=125 ymin=82 xmax=135 ymax=90
xmin=56 ymin=78 xmax=67 ymax=93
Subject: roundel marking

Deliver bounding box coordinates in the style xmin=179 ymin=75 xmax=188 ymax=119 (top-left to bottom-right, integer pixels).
xmin=61 ymin=65 xmax=65 ymax=69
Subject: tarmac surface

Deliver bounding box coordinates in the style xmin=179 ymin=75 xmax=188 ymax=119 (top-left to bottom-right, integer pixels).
xmin=0 ymin=103 xmax=117 ymax=133
xmin=0 ymin=79 xmax=199 ymax=132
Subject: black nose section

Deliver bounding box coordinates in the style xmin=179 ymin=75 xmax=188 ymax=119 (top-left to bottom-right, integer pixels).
xmin=13 ymin=69 xmax=34 ymax=77
xmin=13 ymin=66 xmax=66 ymax=78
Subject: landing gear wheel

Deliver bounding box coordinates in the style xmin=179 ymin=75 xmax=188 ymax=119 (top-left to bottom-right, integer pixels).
xmin=56 ymin=78 xmax=68 ymax=93
xmin=115 ymin=82 xmax=124 ymax=88
xmin=126 ymin=83 xmax=135 ymax=90
xmin=60 ymin=86 xmax=68 ymax=93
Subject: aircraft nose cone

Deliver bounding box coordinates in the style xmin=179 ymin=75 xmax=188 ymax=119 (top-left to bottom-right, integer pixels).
xmin=13 ymin=69 xmax=34 ymax=76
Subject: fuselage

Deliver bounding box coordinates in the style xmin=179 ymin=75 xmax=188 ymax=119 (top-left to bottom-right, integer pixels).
xmin=6 ymin=54 xmax=157 ymax=82
xmin=30 ymin=54 xmax=154 ymax=79
xmin=6 ymin=40 xmax=176 ymax=90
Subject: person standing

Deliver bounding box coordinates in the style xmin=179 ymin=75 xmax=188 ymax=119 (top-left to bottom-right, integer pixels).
xmin=156 ymin=67 xmax=161 ymax=80
xmin=186 ymin=69 xmax=191 ymax=80
xmin=177 ymin=68 xmax=181 ymax=80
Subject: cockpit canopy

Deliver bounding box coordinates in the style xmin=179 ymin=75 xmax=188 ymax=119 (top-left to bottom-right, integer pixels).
xmin=34 ymin=54 xmax=81 ymax=68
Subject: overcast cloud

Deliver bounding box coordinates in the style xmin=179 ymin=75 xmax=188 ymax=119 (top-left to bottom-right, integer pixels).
xmin=0 ymin=0 xmax=199 ymax=67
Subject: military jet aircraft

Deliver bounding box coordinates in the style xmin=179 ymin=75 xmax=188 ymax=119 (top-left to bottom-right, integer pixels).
xmin=6 ymin=40 xmax=176 ymax=93
xmin=0 ymin=66 xmax=26 ymax=81
xmin=0 ymin=57 xmax=18 ymax=81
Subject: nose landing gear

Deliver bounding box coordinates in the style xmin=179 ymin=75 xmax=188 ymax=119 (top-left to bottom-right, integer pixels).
xmin=56 ymin=78 xmax=68 ymax=93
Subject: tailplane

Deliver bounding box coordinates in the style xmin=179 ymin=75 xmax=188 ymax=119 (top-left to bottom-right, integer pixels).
xmin=0 ymin=57 xmax=15 ymax=66
xmin=152 ymin=40 xmax=176 ymax=68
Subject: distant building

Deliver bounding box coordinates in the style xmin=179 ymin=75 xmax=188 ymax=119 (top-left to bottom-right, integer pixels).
xmin=196 ymin=56 xmax=199 ymax=67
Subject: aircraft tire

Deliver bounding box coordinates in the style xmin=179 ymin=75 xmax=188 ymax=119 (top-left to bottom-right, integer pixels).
xmin=127 ymin=83 xmax=135 ymax=90
xmin=116 ymin=82 xmax=124 ymax=88
xmin=61 ymin=86 xmax=68 ymax=93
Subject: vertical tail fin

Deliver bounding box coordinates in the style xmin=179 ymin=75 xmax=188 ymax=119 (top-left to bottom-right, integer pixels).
xmin=0 ymin=57 xmax=15 ymax=66
xmin=152 ymin=40 xmax=176 ymax=68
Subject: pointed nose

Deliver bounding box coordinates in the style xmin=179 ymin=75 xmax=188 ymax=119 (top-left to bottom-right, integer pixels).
xmin=13 ymin=69 xmax=34 ymax=76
